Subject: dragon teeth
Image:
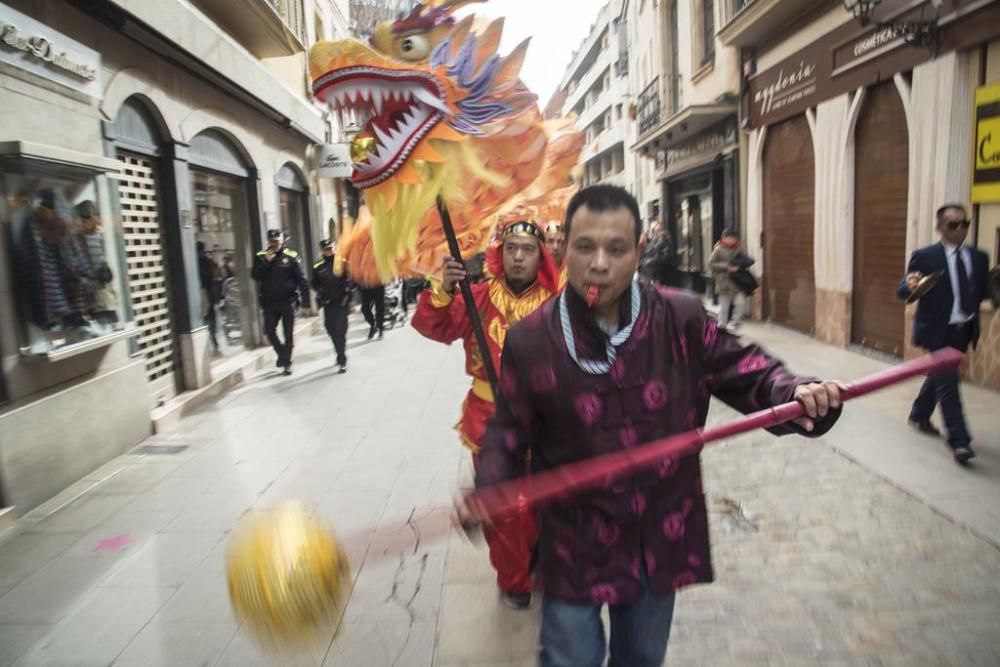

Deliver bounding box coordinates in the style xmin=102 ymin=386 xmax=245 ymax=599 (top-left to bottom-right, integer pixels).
xmin=412 ymin=87 xmax=445 ymax=112
xmin=373 ymin=124 xmax=393 ymax=148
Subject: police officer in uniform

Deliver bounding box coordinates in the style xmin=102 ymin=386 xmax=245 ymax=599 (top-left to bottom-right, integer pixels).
xmin=251 ymin=229 xmax=309 ymax=375
xmin=311 ymin=239 xmax=352 ymax=373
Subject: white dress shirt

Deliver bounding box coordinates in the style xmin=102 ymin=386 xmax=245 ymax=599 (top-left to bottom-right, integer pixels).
xmin=941 ymin=240 xmax=974 ymax=324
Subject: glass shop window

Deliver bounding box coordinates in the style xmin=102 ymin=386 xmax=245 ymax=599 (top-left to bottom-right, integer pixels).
xmin=1 ymin=160 xmax=130 ymax=355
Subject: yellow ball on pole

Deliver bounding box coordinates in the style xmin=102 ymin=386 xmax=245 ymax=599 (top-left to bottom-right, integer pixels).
xmin=226 ymin=501 xmax=352 ymax=651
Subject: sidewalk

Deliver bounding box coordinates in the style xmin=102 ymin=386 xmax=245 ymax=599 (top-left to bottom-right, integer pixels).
xmin=0 ymin=314 xmax=997 ymax=666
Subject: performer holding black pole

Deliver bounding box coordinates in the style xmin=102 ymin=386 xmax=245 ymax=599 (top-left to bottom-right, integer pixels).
xmin=412 ymin=208 xmax=559 ymax=610
xmin=460 ymin=185 xmax=845 ymax=666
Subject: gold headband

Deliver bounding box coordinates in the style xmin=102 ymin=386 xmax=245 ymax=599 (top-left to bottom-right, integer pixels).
xmin=503 ymin=221 xmax=543 ymax=241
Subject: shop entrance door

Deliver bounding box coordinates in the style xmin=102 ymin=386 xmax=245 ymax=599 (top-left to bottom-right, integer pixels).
xmin=118 ymin=151 xmax=178 ymax=402
xmin=852 ymin=81 xmax=908 ymax=356
xmin=763 ymin=114 xmax=815 ymax=333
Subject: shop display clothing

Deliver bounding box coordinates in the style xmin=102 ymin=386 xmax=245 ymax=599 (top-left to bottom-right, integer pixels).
xmin=15 ymin=200 xmax=97 ymax=327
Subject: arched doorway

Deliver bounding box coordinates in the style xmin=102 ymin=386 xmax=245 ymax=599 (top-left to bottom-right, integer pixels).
xmin=276 ymin=163 xmax=313 ymax=263
xmin=763 ymin=115 xmax=816 ymax=334
xmin=108 ymin=96 xmax=180 ymax=403
xmin=188 ymin=129 xmax=259 ymax=359
xmin=852 ymin=81 xmax=909 ymax=356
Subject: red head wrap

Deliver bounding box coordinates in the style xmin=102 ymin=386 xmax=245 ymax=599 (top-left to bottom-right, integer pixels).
xmin=485 ymin=220 xmax=559 ymax=292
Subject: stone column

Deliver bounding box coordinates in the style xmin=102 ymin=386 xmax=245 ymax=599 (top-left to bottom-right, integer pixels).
xmin=160 ymin=140 xmax=212 ymax=390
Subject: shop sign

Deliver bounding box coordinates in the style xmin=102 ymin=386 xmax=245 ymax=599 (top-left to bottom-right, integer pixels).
xmin=316 ymin=143 xmax=352 ymax=178
xmin=662 ymin=120 xmax=737 ymax=175
xmin=0 ymin=2 xmax=101 ymax=98
xmin=752 ymin=57 xmax=819 ymax=120
xmin=748 ymin=0 xmax=1000 ymax=128
xmin=972 ymin=82 xmax=1000 ymax=204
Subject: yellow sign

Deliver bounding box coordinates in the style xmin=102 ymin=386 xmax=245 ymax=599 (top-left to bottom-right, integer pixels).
xmin=972 ymin=82 xmax=1000 ymax=203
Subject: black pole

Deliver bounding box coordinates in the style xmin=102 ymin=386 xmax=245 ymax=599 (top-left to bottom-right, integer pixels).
xmin=435 ymin=195 xmax=500 ymax=396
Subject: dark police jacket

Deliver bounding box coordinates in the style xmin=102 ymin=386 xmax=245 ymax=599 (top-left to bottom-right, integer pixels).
xmin=896 ymin=242 xmax=989 ymax=349
xmin=311 ymin=255 xmax=353 ymax=308
xmin=251 ymin=246 xmax=309 ymax=307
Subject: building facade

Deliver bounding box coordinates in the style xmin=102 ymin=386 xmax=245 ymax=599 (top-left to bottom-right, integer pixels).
xmin=727 ymin=0 xmax=1000 ymax=389
xmin=556 ymin=2 xmax=635 ymax=194
xmin=0 ymin=0 xmax=350 ymax=516
xmin=626 ymin=0 xmax=743 ymax=294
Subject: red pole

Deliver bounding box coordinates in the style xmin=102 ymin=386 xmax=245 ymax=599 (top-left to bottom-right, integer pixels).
xmin=467 ymin=347 xmax=964 ymax=520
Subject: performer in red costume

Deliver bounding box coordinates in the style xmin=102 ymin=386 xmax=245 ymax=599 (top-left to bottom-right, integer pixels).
xmin=412 ymin=220 xmax=558 ymax=609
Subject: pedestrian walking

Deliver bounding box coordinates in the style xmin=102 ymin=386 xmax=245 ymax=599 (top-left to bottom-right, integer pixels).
xmin=251 ymin=229 xmax=309 ymax=375
xmin=707 ymin=228 xmax=755 ymax=331
xmin=461 ymin=185 xmax=843 ymax=666
xmin=359 ymin=283 xmax=385 ymax=340
xmin=638 ymin=219 xmax=679 ymax=287
xmin=413 ymin=220 xmax=559 ymax=610
xmin=196 ymin=241 xmax=222 ymax=355
xmin=311 ymin=239 xmax=352 ymax=374
xmin=897 ymin=202 xmax=989 ymax=464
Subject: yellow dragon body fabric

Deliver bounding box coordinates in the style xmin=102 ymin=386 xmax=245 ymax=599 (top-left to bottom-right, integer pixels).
xmin=308 ymin=0 xmax=583 ymax=283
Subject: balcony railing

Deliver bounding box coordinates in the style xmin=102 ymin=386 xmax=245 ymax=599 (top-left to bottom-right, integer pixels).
xmin=266 ymin=0 xmax=306 ymax=45
xmin=719 ymin=0 xmax=757 ymax=28
xmin=637 ymin=78 xmax=661 ymax=137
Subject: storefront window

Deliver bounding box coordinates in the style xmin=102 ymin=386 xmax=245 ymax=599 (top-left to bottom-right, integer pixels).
xmin=279 ymin=188 xmax=303 ymax=245
xmin=191 ymin=169 xmax=251 ymax=359
xmin=1 ymin=160 xmax=129 ymax=356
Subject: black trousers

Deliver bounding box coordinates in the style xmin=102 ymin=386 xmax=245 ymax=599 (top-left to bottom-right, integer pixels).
xmin=360 ymin=286 xmax=385 ymax=334
xmin=323 ymin=304 xmax=348 ymax=366
xmin=262 ymin=301 xmax=295 ymax=367
xmin=910 ymin=324 xmax=973 ymax=448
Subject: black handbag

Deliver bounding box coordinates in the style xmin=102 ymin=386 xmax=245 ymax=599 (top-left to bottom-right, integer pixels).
xmin=730 ymin=268 xmax=759 ymax=295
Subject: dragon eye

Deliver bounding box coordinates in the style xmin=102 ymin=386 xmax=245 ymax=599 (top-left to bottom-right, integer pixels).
xmin=399 ymin=35 xmax=429 ymax=60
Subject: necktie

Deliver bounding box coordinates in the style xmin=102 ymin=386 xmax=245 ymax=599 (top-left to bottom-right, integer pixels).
xmin=955 ymin=248 xmax=974 ymax=317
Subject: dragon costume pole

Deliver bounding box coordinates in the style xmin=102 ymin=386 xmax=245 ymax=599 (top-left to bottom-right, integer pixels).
xmin=436 ymin=195 xmax=500 ymax=395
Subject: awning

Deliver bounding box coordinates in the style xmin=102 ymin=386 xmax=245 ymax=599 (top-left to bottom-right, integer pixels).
xmin=632 ymin=102 xmax=738 ymax=153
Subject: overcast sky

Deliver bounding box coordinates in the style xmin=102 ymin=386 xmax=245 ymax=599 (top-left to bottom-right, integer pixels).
xmin=455 ymin=0 xmax=610 ymax=107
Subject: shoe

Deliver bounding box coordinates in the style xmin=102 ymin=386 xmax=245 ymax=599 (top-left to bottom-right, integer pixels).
xmin=952 ymin=445 xmax=976 ymax=464
xmin=338 ymin=364 xmax=347 ymax=374
xmin=500 ymin=591 xmax=532 ymax=610
xmin=367 ymin=326 xmax=376 ymax=340
xmin=282 ymin=367 xmax=292 ymax=376
xmin=908 ymin=419 xmax=941 ymax=437
xmin=378 ymin=330 xmax=384 ymax=340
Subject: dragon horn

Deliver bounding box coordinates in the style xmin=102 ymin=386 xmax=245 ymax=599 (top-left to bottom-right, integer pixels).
xmin=475 ymin=18 xmax=504 ymax=60
xmin=494 ymin=38 xmax=531 ymax=88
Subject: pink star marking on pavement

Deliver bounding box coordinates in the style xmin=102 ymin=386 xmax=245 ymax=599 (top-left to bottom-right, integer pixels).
xmin=93 ymin=533 xmax=133 ymax=552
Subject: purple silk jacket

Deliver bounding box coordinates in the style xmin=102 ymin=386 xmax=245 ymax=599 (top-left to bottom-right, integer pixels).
xmin=476 ymin=281 xmax=840 ymax=606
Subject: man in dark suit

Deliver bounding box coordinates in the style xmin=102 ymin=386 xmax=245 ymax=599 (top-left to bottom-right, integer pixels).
xmin=897 ymin=203 xmax=990 ymax=464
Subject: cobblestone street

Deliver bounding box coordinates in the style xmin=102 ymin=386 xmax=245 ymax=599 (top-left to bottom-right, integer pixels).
xmin=1 ymin=315 xmax=998 ymax=666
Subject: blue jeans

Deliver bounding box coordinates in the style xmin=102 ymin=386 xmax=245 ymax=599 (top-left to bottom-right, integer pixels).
xmin=539 ymin=569 xmax=676 ymax=667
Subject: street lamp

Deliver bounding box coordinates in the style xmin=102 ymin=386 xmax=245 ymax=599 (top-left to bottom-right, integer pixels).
xmin=842 ymin=0 xmax=939 ymax=55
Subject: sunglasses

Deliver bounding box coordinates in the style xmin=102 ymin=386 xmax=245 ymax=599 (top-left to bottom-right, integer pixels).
xmin=945 ymin=219 xmax=971 ymax=231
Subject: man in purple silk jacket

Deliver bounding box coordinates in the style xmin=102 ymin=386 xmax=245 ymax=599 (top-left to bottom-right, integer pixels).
xmin=466 ymin=185 xmax=844 ymax=667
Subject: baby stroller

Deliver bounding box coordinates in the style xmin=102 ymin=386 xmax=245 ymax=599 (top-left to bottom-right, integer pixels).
xmin=221 ymin=276 xmax=243 ymax=343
